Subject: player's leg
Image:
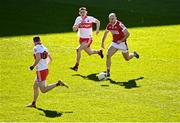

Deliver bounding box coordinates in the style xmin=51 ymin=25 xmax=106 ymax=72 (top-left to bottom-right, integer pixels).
xmin=106 ymin=46 xmax=118 ymax=77
xmin=27 ymin=81 xmax=39 ymax=108
xmin=38 ymin=81 xmax=54 ymax=93
xmin=71 ymin=43 xmax=89 ymax=71
xmin=38 ymin=69 xmax=68 ymax=93
xmin=120 ymin=42 xmax=139 ymax=61
xmin=33 ymin=81 xmax=39 ymax=106
xmin=122 ymin=52 xmax=134 ymax=61
xmin=122 ymin=51 xmax=139 ymax=61
xmin=38 ymin=80 xmax=68 ymax=93
xmin=76 ymin=43 xmax=88 ymax=64
xmin=84 ymin=47 xmax=104 ymax=58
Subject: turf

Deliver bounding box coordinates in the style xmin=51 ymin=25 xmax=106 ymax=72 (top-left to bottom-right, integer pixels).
xmin=0 ymin=25 xmax=180 ymax=121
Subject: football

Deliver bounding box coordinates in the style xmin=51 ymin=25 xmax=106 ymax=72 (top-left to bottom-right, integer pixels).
xmin=98 ymin=72 xmax=107 ymax=80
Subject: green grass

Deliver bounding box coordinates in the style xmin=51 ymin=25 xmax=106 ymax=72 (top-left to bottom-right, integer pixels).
xmin=0 ymin=25 xmax=180 ymax=121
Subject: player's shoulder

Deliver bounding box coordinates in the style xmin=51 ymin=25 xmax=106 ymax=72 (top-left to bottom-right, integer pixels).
xmin=34 ymin=44 xmax=42 ymax=49
xmin=42 ymin=44 xmax=48 ymax=50
xmin=87 ymin=16 xmax=94 ymax=18
xmin=117 ymin=20 xmax=124 ymax=25
xmin=75 ymin=16 xmax=81 ymax=20
xmin=87 ymin=16 xmax=96 ymax=20
xmin=106 ymin=22 xmax=112 ymax=27
xmin=117 ymin=20 xmax=127 ymax=29
xmin=34 ymin=44 xmax=45 ymax=52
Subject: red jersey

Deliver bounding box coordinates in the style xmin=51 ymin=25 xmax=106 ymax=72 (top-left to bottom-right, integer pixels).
xmin=106 ymin=20 xmax=127 ymax=43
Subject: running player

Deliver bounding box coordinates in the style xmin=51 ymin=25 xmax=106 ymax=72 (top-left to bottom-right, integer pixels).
xmin=101 ymin=13 xmax=139 ymax=77
xmin=27 ymin=35 xmax=68 ymax=108
xmin=71 ymin=7 xmax=104 ymax=71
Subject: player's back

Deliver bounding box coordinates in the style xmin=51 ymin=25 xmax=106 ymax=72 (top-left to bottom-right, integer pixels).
xmin=33 ymin=44 xmax=49 ymax=71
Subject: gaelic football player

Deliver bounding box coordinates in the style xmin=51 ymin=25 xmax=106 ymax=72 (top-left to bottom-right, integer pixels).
xmin=71 ymin=7 xmax=104 ymax=71
xmin=27 ymin=35 xmax=68 ymax=108
xmin=101 ymin=13 xmax=139 ymax=77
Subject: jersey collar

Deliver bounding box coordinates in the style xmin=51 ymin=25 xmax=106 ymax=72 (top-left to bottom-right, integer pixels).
xmin=81 ymin=16 xmax=87 ymax=21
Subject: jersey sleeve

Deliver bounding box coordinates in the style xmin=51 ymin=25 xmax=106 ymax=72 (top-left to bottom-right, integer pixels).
xmin=89 ymin=16 xmax=96 ymax=23
xmin=119 ymin=22 xmax=127 ymax=31
xmin=74 ymin=17 xmax=81 ymax=26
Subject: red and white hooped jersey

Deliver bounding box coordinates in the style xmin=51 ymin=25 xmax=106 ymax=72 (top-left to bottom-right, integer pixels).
xmin=33 ymin=44 xmax=49 ymax=71
xmin=74 ymin=16 xmax=96 ymax=38
xmin=106 ymin=20 xmax=127 ymax=43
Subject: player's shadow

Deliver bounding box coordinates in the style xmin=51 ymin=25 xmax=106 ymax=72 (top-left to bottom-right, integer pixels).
xmin=72 ymin=73 xmax=144 ymax=89
xmin=36 ymin=107 xmax=73 ymax=118
xmin=72 ymin=73 xmax=99 ymax=81
xmin=107 ymin=77 xmax=144 ymax=89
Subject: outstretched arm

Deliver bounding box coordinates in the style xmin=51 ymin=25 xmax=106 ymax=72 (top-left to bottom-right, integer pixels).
xmin=101 ymin=30 xmax=109 ymax=49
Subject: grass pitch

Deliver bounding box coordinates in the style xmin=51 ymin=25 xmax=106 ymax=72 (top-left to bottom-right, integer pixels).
xmin=0 ymin=25 xmax=180 ymax=121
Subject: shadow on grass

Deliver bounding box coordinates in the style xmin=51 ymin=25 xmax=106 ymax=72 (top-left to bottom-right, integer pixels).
xmin=72 ymin=73 xmax=144 ymax=89
xmin=36 ymin=107 xmax=73 ymax=118
xmin=72 ymin=73 xmax=99 ymax=81
xmin=107 ymin=77 xmax=144 ymax=89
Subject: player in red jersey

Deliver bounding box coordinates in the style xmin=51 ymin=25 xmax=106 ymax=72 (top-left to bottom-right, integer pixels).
xmin=71 ymin=7 xmax=104 ymax=71
xmin=27 ymin=35 xmax=68 ymax=108
xmin=101 ymin=13 xmax=139 ymax=77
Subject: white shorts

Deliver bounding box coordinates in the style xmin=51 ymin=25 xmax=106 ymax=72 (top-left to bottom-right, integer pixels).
xmin=110 ymin=42 xmax=128 ymax=53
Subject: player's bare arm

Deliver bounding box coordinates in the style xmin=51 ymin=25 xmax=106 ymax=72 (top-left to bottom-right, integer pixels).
xmin=94 ymin=19 xmax=100 ymax=35
xmin=30 ymin=53 xmax=41 ymax=70
xmin=47 ymin=54 xmax=52 ymax=64
xmin=48 ymin=54 xmax=52 ymax=62
xmin=101 ymin=29 xmax=109 ymax=49
xmin=73 ymin=25 xmax=79 ymax=32
xmin=121 ymin=29 xmax=130 ymax=42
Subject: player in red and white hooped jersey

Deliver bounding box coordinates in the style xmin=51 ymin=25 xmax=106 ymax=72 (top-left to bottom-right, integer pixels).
xmin=71 ymin=7 xmax=104 ymax=71
xmin=27 ymin=35 xmax=68 ymax=108
xmin=101 ymin=13 xmax=139 ymax=77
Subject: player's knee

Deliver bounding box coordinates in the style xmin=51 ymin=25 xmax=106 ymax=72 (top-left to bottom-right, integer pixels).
xmin=33 ymin=84 xmax=37 ymax=89
xmin=76 ymin=48 xmax=81 ymax=53
xmin=41 ymin=90 xmax=47 ymax=93
xmin=33 ymin=82 xmax=38 ymax=88
xmin=87 ymin=52 xmax=92 ymax=56
xmin=76 ymin=48 xmax=79 ymax=52
xmin=107 ymin=54 xmax=111 ymax=59
xmin=40 ymin=88 xmax=47 ymax=93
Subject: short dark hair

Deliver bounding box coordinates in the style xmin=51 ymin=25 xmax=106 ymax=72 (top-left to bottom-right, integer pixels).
xmin=79 ymin=7 xmax=87 ymax=11
xmin=33 ymin=35 xmax=40 ymax=42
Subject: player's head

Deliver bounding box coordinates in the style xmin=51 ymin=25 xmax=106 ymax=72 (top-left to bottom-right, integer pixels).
xmin=79 ymin=7 xmax=87 ymax=17
xmin=108 ymin=13 xmax=117 ymax=24
xmin=33 ymin=35 xmax=41 ymax=44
